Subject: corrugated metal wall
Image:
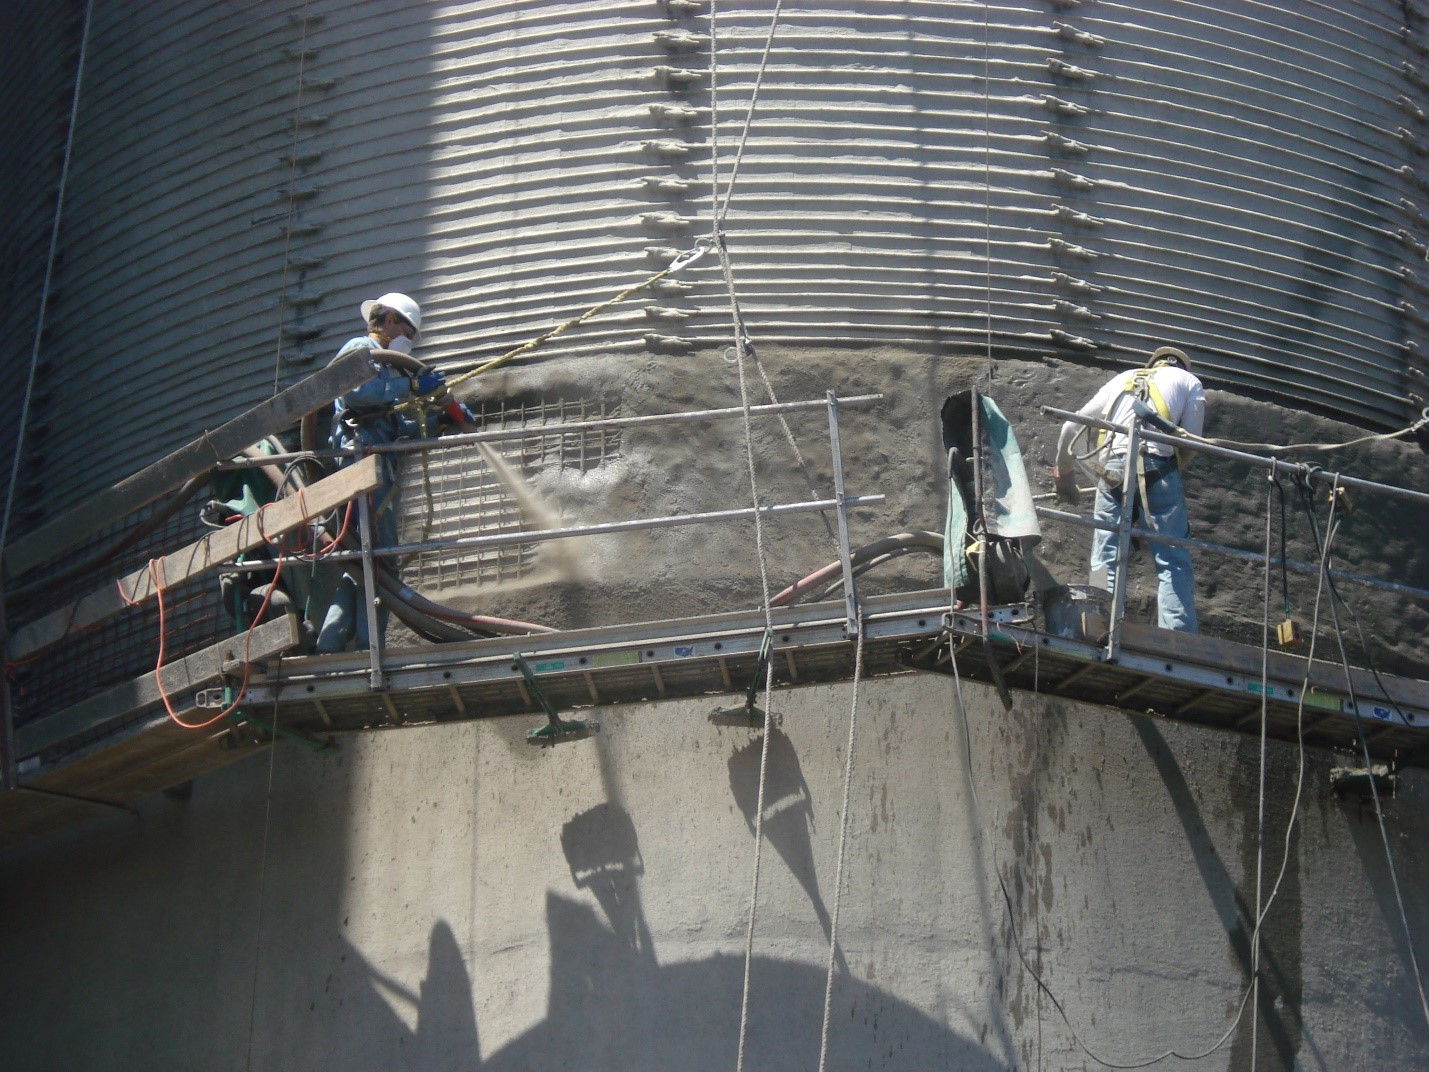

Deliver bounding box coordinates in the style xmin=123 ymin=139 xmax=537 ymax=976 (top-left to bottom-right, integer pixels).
xmin=7 ymin=0 xmax=1427 ymax=521
xmin=0 ymin=0 xmax=86 ymax=533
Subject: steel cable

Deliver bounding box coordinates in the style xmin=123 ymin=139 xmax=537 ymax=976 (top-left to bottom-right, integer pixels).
xmin=816 ymin=613 xmax=864 ymax=1072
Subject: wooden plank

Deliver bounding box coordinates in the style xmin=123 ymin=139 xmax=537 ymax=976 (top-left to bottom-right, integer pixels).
xmin=27 ymin=710 xmax=255 ymax=802
xmin=16 ymin=614 xmax=299 ymax=759
xmin=0 ymin=718 xmax=263 ymax=852
xmin=28 ymin=716 xmax=206 ymax=791
xmin=91 ymin=730 xmax=259 ymax=803
xmin=31 ymin=713 xmax=252 ymax=803
xmin=3 ymin=347 xmax=375 ymax=581
xmin=0 ymin=789 xmax=104 ymax=853
xmin=7 ymin=456 xmax=379 ymax=662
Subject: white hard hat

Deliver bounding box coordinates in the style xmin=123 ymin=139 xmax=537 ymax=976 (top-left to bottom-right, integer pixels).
xmin=360 ymin=291 xmax=422 ymax=336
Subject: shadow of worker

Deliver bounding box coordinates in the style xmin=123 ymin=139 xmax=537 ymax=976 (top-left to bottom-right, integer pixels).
xmin=728 ymin=729 xmax=847 ymax=974
xmin=561 ymin=801 xmax=657 ymax=967
xmin=411 ymin=920 xmax=481 ymax=1070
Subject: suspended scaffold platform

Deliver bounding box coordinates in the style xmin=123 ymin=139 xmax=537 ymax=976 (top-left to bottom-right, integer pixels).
xmin=2 ymin=356 xmax=1426 ymax=853
xmin=1 ymin=583 xmax=1426 ymax=853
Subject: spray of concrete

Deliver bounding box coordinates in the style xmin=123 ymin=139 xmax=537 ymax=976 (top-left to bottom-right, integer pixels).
xmin=475 ymin=440 xmax=589 ymax=585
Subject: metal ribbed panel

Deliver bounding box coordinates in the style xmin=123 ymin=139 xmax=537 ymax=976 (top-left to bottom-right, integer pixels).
xmin=30 ymin=2 xmax=313 ymax=511
xmin=0 ymin=0 xmax=85 ymax=529
xmin=1042 ymin=0 xmax=1423 ymax=421
xmin=10 ymin=0 xmax=1427 ymax=522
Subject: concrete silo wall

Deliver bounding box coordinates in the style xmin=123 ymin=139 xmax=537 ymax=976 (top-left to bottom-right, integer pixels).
xmin=2 ymin=3 xmax=1427 ymax=1068
xmin=0 ymin=675 xmax=1425 ymax=1070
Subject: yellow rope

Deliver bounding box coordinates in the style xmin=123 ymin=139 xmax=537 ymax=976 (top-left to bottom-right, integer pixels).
xmin=390 ymin=241 xmax=708 ymax=559
xmin=395 ymin=241 xmax=709 ymax=416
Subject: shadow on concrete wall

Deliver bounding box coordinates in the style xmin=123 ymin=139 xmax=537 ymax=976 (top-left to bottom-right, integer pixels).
xmin=484 ymin=892 xmax=1001 ymax=1071
xmin=1134 ymin=720 xmax=1309 ymax=1071
xmin=323 ymin=794 xmax=1004 ymax=1071
xmin=726 ymin=729 xmax=842 ymax=968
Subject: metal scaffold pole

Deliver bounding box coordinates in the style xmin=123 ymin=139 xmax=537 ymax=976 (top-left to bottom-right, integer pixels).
xmin=825 ymin=391 xmax=860 ymax=638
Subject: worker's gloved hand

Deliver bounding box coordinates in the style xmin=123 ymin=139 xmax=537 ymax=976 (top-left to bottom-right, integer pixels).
xmin=413 ymin=368 xmax=445 ymax=395
xmin=1052 ymin=466 xmax=1081 ymax=506
xmin=438 ymin=400 xmax=476 ymax=431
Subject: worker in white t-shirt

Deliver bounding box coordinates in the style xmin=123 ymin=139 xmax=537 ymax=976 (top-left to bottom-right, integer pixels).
xmin=1053 ymin=346 xmax=1206 ymax=632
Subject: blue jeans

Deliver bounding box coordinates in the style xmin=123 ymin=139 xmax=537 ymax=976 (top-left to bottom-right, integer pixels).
xmin=1090 ymin=458 xmax=1198 ymax=633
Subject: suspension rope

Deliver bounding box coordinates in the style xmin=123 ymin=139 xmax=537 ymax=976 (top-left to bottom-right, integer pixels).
xmin=816 ymin=612 xmax=865 ymax=1072
xmin=719 ymin=316 xmax=838 ymax=549
xmin=1250 ymin=460 xmax=1277 ymax=1070
xmin=713 ymin=0 xmax=784 ymax=227
xmin=0 ymin=0 xmax=94 ymax=558
xmin=711 ymin=7 xmax=793 ymax=1068
xmin=1183 ymin=411 xmax=1429 ymax=455
xmin=1317 ymin=490 xmax=1429 ymax=1029
xmin=724 ymin=233 xmax=779 ymax=1072
xmin=705 ymin=0 xmax=833 ymax=553
xmin=945 ymin=531 xmax=1329 ymax=1072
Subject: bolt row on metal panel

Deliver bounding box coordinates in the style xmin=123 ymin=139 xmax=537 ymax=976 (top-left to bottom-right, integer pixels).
xmin=5 ymin=0 xmax=1426 ymax=518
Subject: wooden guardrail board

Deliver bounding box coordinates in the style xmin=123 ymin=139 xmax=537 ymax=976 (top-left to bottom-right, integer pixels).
xmin=6 ymin=456 xmax=378 ymax=663
xmin=16 ymin=614 xmax=300 ymax=759
xmin=2 ymin=347 xmax=375 ymax=581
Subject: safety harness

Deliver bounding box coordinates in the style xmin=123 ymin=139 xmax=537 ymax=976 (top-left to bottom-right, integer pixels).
xmin=1090 ymin=367 xmax=1185 ymax=481
xmin=1080 ymin=365 xmax=1187 ymax=535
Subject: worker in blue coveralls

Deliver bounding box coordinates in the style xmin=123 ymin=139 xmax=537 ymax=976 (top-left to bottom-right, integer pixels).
xmin=1052 ymin=346 xmax=1206 ymax=633
xmin=315 ymin=291 xmax=447 ymax=653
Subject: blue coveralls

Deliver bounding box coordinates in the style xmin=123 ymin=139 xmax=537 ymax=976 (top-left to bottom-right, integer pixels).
xmin=315 ymin=337 xmax=421 ymax=652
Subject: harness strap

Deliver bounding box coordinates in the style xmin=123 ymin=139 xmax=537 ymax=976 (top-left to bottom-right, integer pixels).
xmin=1093 ymin=368 xmax=1185 ymax=474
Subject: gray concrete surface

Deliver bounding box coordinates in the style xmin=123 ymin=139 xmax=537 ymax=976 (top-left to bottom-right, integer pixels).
xmin=432 ymin=346 xmax=1428 ymax=678
xmin=1 ymin=672 xmax=1425 ymax=1070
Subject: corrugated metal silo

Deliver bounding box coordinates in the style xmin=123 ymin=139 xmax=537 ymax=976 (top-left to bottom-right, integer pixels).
xmin=6 ymin=0 xmax=1426 ymax=518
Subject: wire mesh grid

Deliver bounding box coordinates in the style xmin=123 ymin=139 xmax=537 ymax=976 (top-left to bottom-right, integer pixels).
xmin=7 ymin=396 xmax=622 ymax=733
xmin=397 ymin=395 xmax=621 ymax=592
xmin=7 ymin=485 xmax=224 ymax=731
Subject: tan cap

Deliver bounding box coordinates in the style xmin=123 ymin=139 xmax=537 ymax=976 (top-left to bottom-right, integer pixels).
xmin=1146 ymin=345 xmax=1189 ymax=371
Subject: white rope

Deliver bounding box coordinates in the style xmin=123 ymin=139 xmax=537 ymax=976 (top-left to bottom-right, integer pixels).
xmin=747 ymin=348 xmax=840 ymax=551
xmin=707 ymin=0 xmax=832 ymax=551
xmin=725 ymin=235 xmax=779 ymax=1072
xmin=1318 ymin=496 xmax=1429 ymax=1030
xmin=1 ymin=0 xmax=95 ymax=557
xmin=714 ymin=0 xmax=785 ymax=227
xmin=710 ymin=10 xmax=790 ymax=1069
xmin=947 ymin=565 xmax=1318 ymax=1069
xmin=709 ymin=0 xmax=721 ymax=230
xmin=1185 ymin=415 xmax=1428 ymax=455
xmin=1250 ymin=461 xmax=1277 ymax=1069
xmin=816 ymin=614 xmax=866 ymax=1072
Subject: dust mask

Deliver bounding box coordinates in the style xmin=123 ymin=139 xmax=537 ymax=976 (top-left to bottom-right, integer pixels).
xmin=386 ymin=335 xmax=414 ymax=355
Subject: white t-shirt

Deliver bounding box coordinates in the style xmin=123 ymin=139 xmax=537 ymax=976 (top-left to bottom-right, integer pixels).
xmin=1078 ymin=365 xmax=1205 ymax=459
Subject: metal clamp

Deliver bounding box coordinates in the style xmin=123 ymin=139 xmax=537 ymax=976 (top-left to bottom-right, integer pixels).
xmin=665 ymin=238 xmax=711 ymax=275
xmin=517 ymin=655 xmax=599 ymax=746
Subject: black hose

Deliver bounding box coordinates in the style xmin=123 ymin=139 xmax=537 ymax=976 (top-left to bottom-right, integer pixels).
xmin=254 ymin=449 xmax=555 ymax=641
xmin=770 ymin=532 xmax=945 ymax=608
